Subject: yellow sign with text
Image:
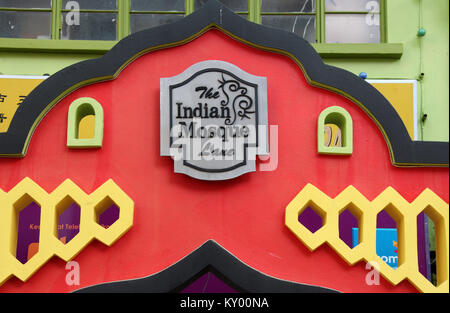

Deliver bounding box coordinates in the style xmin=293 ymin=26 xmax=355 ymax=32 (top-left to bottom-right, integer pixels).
xmin=0 ymin=76 xmax=46 ymax=133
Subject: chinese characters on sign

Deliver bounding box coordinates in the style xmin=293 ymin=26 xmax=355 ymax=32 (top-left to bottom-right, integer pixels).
xmin=0 ymin=76 xmax=46 ymax=132
xmin=0 ymin=93 xmax=7 ymax=123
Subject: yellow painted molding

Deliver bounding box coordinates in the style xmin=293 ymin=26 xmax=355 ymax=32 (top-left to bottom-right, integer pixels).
xmin=0 ymin=178 xmax=134 ymax=286
xmin=285 ymin=184 xmax=449 ymax=293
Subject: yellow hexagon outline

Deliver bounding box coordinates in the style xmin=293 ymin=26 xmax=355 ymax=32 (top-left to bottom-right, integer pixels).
xmin=48 ymin=179 xmax=91 ymax=261
xmin=370 ymin=186 xmax=410 ymax=285
xmin=88 ymin=179 xmax=134 ymax=246
xmin=327 ymin=185 xmax=371 ymax=266
xmin=285 ymin=184 xmax=331 ymax=251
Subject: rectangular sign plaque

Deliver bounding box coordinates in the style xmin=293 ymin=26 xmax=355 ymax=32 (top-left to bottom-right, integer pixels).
xmin=160 ymin=61 xmax=269 ymax=180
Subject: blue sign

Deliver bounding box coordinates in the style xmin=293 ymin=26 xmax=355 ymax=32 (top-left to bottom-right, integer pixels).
xmin=352 ymin=228 xmax=398 ymax=269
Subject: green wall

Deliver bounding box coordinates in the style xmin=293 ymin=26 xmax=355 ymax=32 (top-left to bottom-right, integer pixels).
xmin=421 ymin=0 xmax=449 ymax=141
xmin=326 ymin=0 xmax=449 ymax=142
xmin=0 ymin=52 xmax=102 ymax=76
xmin=0 ymin=0 xmax=448 ymax=141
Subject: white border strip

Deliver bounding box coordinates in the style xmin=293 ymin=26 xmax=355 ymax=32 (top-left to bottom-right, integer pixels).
xmin=367 ymin=79 xmax=418 ymax=141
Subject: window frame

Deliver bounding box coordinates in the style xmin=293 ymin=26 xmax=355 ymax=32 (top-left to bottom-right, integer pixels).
xmin=59 ymin=0 xmax=120 ymax=41
xmin=0 ymin=3 xmax=54 ymax=40
xmin=252 ymin=0 xmax=386 ymax=44
xmin=0 ymin=0 xmax=401 ymax=59
xmin=320 ymin=0 xmax=387 ymax=44
xmin=128 ymin=0 xmax=188 ymax=36
xmin=256 ymin=0 xmax=318 ymax=43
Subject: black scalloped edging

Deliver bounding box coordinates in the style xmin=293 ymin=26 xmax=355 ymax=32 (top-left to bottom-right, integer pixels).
xmin=74 ymin=240 xmax=338 ymax=293
xmin=0 ymin=0 xmax=447 ymax=166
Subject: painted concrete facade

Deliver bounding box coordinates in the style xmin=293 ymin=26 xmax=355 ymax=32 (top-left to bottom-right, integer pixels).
xmin=0 ymin=0 xmax=448 ymax=141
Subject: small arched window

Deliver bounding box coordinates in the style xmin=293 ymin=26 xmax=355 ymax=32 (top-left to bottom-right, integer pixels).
xmin=67 ymin=97 xmax=103 ymax=148
xmin=318 ymin=106 xmax=352 ymax=155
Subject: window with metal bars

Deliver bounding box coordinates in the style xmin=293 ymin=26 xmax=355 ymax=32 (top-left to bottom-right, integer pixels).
xmin=0 ymin=0 xmax=385 ymax=44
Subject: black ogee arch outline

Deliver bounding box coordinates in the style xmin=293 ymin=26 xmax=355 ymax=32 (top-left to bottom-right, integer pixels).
xmin=74 ymin=240 xmax=339 ymax=293
xmin=0 ymin=0 xmax=447 ymax=166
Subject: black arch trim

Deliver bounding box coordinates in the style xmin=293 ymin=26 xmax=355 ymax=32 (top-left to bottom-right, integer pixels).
xmin=74 ymin=240 xmax=338 ymax=293
xmin=0 ymin=0 xmax=447 ymax=166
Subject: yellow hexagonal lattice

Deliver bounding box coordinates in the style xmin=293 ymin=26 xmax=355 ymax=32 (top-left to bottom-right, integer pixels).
xmin=285 ymin=184 xmax=449 ymax=293
xmin=0 ymin=178 xmax=134 ymax=286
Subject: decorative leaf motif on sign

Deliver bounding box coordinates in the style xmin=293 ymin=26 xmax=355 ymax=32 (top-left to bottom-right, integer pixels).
xmin=218 ymin=74 xmax=255 ymax=125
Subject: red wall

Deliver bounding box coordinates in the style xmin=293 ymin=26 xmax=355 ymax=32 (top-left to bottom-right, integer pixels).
xmin=0 ymin=30 xmax=448 ymax=293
